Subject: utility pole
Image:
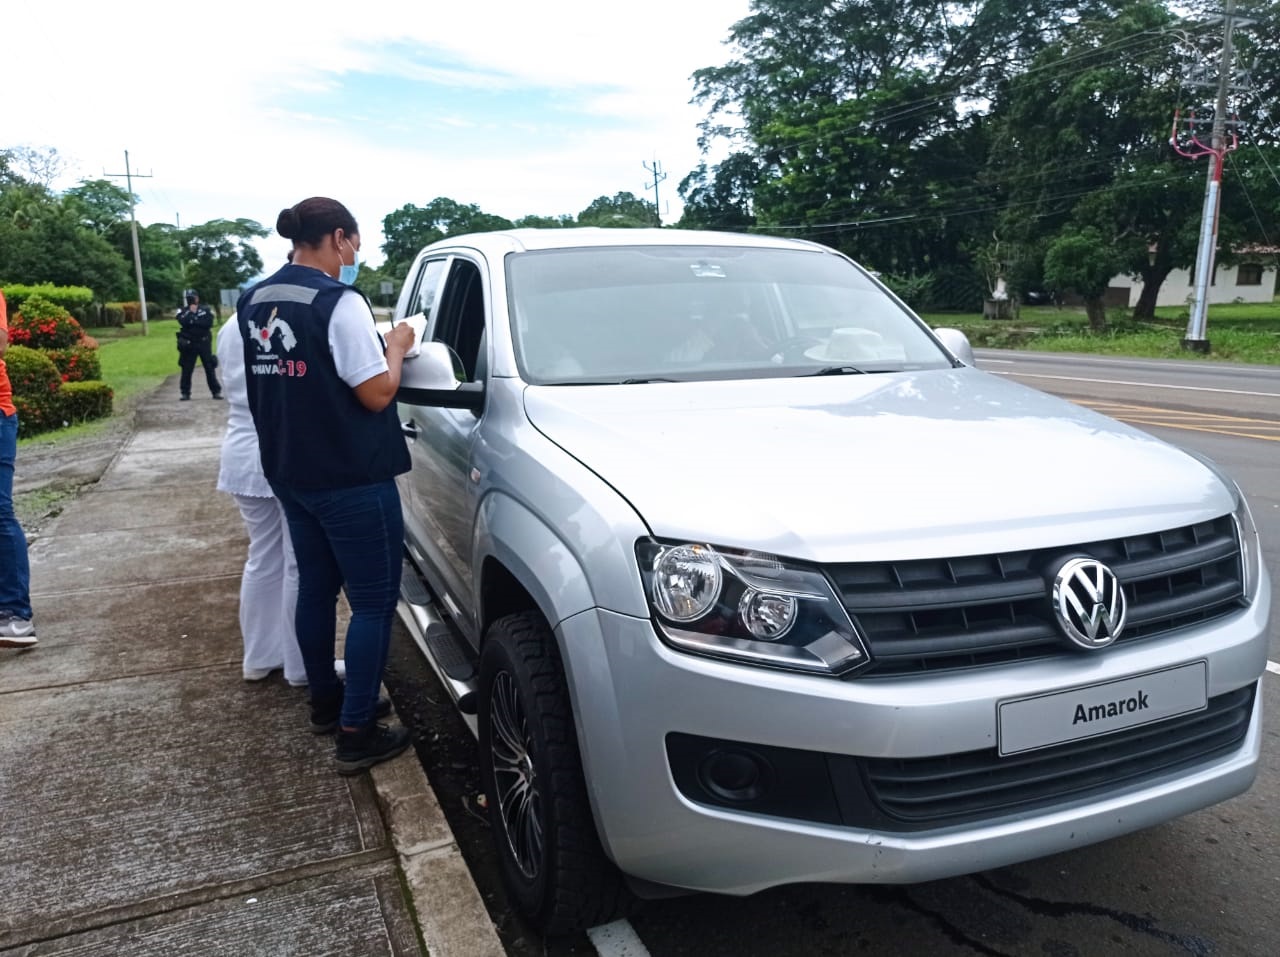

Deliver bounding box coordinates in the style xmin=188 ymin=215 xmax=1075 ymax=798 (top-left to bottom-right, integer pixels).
xmin=643 ymin=157 xmax=667 ymax=227
xmin=1176 ymin=0 xmax=1241 ymax=353
xmin=105 ymin=151 xmax=153 ymax=335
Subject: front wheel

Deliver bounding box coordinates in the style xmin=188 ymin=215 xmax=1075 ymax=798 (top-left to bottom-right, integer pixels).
xmin=478 ymin=611 xmax=633 ymax=934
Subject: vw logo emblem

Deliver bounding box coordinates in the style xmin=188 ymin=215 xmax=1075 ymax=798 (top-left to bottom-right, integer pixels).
xmin=1052 ymin=557 xmax=1126 ymax=649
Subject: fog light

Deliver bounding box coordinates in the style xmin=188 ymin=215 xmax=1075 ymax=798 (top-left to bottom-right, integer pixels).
xmin=739 ymin=589 xmax=797 ymax=640
xmin=699 ymin=749 xmax=772 ymax=802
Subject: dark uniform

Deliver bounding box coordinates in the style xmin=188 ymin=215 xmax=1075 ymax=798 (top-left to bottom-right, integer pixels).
xmin=176 ymin=294 xmax=222 ymax=399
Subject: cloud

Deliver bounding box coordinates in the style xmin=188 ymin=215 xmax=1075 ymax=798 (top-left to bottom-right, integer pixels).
xmin=9 ymin=0 xmax=751 ymax=268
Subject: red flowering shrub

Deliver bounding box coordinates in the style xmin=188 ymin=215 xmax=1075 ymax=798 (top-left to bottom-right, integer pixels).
xmin=2 ymin=345 xmax=62 ymax=396
xmin=10 ymin=295 xmax=86 ymax=349
xmin=11 ymin=393 xmax=62 ymax=436
xmin=44 ymin=346 xmax=103 ymax=383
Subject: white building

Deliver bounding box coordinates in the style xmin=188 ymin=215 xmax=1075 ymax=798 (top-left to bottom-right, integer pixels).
xmin=1110 ymin=252 xmax=1278 ymax=308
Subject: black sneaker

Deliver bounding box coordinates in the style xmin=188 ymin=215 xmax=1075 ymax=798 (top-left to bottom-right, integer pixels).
xmin=212 ymin=393 xmax=224 ymax=400
xmin=179 ymin=395 xmax=191 ymax=401
xmin=309 ymin=683 xmax=392 ymax=734
xmin=334 ymin=723 xmax=411 ymax=775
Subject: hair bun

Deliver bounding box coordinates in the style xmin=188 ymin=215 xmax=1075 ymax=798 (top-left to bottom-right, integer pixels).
xmin=276 ymin=207 xmax=301 ymax=239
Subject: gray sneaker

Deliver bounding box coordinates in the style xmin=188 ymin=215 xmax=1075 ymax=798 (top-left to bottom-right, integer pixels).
xmin=0 ymin=616 xmax=37 ymax=648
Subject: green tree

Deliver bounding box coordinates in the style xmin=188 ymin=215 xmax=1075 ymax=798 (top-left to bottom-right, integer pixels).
xmin=576 ymin=192 xmax=656 ymax=227
xmin=1043 ymin=227 xmax=1123 ymax=330
xmin=353 ymin=260 xmax=401 ymax=312
xmin=380 ymin=198 xmax=515 ymax=278
xmin=132 ymin=223 xmax=186 ymax=308
xmin=513 ymin=213 xmax=576 ymax=228
xmin=63 ymin=179 xmax=135 ymax=235
xmin=987 ymin=1 xmax=1206 ymax=319
xmin=676 ymin=153 xmax=759 ymax=230
xmin=0 ymin=174 xmax=131 ymax=299
xmin=178 ymin=218 xmax=268 ymax=314
xmin=687 ymin=1 xmax=1135 ymax=288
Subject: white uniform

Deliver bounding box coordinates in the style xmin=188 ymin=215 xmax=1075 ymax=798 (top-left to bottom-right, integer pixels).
xmin=216 ymin=314 xmax=306 ymax=685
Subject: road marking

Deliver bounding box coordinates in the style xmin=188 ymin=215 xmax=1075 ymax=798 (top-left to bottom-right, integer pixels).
xmin=1050 ymin=399 xmax=1280 ymax=442
xmin=1267 ymin=661 xmax=1280 ymax=676
xmin=1082 ymin=401 xmax=1280 ymax=426
xmin=992 ymin=370 xmax=1280 ymax=400
xmin=588 ymin=919 xmax=652 ymax=957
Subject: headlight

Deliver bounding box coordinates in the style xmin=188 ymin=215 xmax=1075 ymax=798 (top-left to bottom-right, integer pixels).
xmin=1232 ymin=487 xmax=1261 ymax=602
xmin=652 ymin=544 xmax=722 ymax=621
xmin=1185 ymin=450 xmax=1263 ymax=603
xmin=636 ymin=540 xmax=869 ymax=675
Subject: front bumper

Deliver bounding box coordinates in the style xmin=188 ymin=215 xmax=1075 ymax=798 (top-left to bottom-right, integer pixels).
xmin=555 ymin=571 xmax=1270 ymax=895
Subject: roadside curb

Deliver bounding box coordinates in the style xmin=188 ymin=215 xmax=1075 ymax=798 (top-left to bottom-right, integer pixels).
xmin=372 ymin=750 xmax=506 ymax=956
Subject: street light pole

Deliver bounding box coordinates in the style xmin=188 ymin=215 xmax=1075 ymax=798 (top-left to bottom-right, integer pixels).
xmin=1183 ymin=0 xmax=1239 ymax=353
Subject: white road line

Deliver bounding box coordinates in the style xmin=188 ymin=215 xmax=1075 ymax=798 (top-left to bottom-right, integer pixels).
xmin=587 ymin=919 xmax=652 ymax=957
xmin=990 ymin=370 xmax=1280 ymax=399
xmin=1267 ymin=660 xmax=1280 ymax=676
xmin=977 ymin=351 xmax=1275 ymax=375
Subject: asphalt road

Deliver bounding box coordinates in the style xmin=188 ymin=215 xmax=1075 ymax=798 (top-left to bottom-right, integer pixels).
xmin=383 ymin=350 xmax=1280 ymax=957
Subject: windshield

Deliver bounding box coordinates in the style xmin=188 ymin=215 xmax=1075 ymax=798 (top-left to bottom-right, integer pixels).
xmin=506 ymin=244 xmax=952 ymax=385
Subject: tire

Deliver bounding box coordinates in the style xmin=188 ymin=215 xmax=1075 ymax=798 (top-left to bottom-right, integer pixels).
xmin=478 ymin=611 xmax=633 ymax=934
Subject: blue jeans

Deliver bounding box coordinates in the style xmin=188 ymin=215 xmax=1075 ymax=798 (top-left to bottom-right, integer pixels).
xmin=0 ymin=411 xmax=32 ymax=620
xmin=272 ymin=479 xmax=403 ymax=728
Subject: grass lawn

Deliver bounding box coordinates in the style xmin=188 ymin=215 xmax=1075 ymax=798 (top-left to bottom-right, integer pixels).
xmin=17 ymin=318 xmax=190 ymax=447
xmin=920 ymin=298 xmax=1280 ymax=365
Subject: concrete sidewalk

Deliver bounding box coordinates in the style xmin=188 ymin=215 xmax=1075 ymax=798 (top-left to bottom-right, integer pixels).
xmin=0 ymin=386 xmax=505 ymax=956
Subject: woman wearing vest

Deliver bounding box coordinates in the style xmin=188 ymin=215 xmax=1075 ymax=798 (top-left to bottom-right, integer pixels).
xmin=237 ymin=197 xmax=417 ymax=775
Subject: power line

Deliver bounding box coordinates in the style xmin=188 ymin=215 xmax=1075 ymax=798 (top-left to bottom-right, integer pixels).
xmin=1225 ymin=152 xmax=1275 ymax=248
xmin=718 ymin=22 xmax=1216 ymax=162
xmin=749 ymin=170 xmax=1190 ymax=234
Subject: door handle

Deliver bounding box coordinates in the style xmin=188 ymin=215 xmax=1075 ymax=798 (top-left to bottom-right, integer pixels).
xmin=401 ymin=420 xmax=418 ymax=439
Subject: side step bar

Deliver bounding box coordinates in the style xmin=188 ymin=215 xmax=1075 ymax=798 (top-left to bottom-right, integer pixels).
xmin=397 ymin=559 xmax=480 ymax=737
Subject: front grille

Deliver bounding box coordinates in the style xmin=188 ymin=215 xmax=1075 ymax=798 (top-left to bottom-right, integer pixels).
xmin=828 ymin=516 xmax=1243 ymax=677
xmin=858 ymin=684 xmax=1255 ymax=827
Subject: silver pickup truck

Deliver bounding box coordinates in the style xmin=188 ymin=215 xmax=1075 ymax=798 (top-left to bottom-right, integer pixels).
xmin=385 ymin=228 xmax=1270 ymax=934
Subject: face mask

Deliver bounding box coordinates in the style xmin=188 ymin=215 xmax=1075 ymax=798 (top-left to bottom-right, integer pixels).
xmin=339 ymin=238 xmax=360 ymax=285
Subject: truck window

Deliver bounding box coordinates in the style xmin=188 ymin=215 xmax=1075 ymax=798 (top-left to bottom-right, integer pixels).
xmin=431 ymin=260 xmax=486 ymax=382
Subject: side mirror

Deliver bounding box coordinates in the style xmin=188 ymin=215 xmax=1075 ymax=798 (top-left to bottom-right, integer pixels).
xmin=396 ymin=341 xmax=484 ymax=412
xmin=932 ymin=327 xmax=975 ymax=366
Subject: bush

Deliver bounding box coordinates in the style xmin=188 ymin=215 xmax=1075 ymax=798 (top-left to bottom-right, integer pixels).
xmin=2 ymin=345 xmax=62 ymax=397
xmin=102 ymin=304 xmax=127 ymax=326
xmin=45 ymin=345 xmax=102 ymax=383
xmin=1 ymin=283 xmax=94 ymax=314
xmin=880 ymin=273 xmax=935 ymax=310
xmin=111 ymin=301 xmax=147 ymax=324
xmin=11 ymin=393 xmax=62 ymax=437
xmin=57 ymin=380 xmax=114 ymax=423
xmin=10 ymin=296 xmax=86 ymax=349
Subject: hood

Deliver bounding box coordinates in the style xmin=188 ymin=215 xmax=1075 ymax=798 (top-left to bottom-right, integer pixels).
xmin=522 ymin=369 xmax=1233 ymax=563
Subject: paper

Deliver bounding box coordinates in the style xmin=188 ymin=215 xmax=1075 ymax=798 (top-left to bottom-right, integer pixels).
xmin=375 ymin=312 xmax=428 ymax=357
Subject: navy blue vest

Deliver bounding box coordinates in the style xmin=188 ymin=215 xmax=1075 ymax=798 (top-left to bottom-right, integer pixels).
xmin=236 ymin=264 xmax=410 ymax=489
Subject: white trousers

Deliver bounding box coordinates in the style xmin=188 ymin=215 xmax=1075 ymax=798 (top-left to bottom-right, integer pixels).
xmin=233 ymin=494 xmax=305 ymax=684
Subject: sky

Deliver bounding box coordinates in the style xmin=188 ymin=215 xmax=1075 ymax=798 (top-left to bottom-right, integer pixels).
xmin=9 ymin=0 xmax=754 ymax=269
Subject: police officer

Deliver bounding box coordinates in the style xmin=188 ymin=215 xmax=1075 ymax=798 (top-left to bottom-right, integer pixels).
xmin=176 ymin=291 xmax=223 ymax=400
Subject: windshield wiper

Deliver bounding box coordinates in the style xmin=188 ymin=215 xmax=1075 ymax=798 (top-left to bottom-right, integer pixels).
xmin=550 ymin=377 xmax=677 ymax=386
xmin=803 ymin=365 xmax=867 ymax=377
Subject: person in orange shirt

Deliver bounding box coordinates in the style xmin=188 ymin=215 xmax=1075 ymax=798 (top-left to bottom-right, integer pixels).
xmin=0 ymin=288 xmax=36 ymax=647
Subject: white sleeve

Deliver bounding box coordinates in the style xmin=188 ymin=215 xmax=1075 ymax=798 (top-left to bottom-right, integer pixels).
xmin=328 ymin=291 xmax=389 ymax=388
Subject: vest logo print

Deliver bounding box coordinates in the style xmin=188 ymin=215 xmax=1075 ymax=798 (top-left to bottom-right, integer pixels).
xmin=248 ymin=307 xmax=297 ymax=355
